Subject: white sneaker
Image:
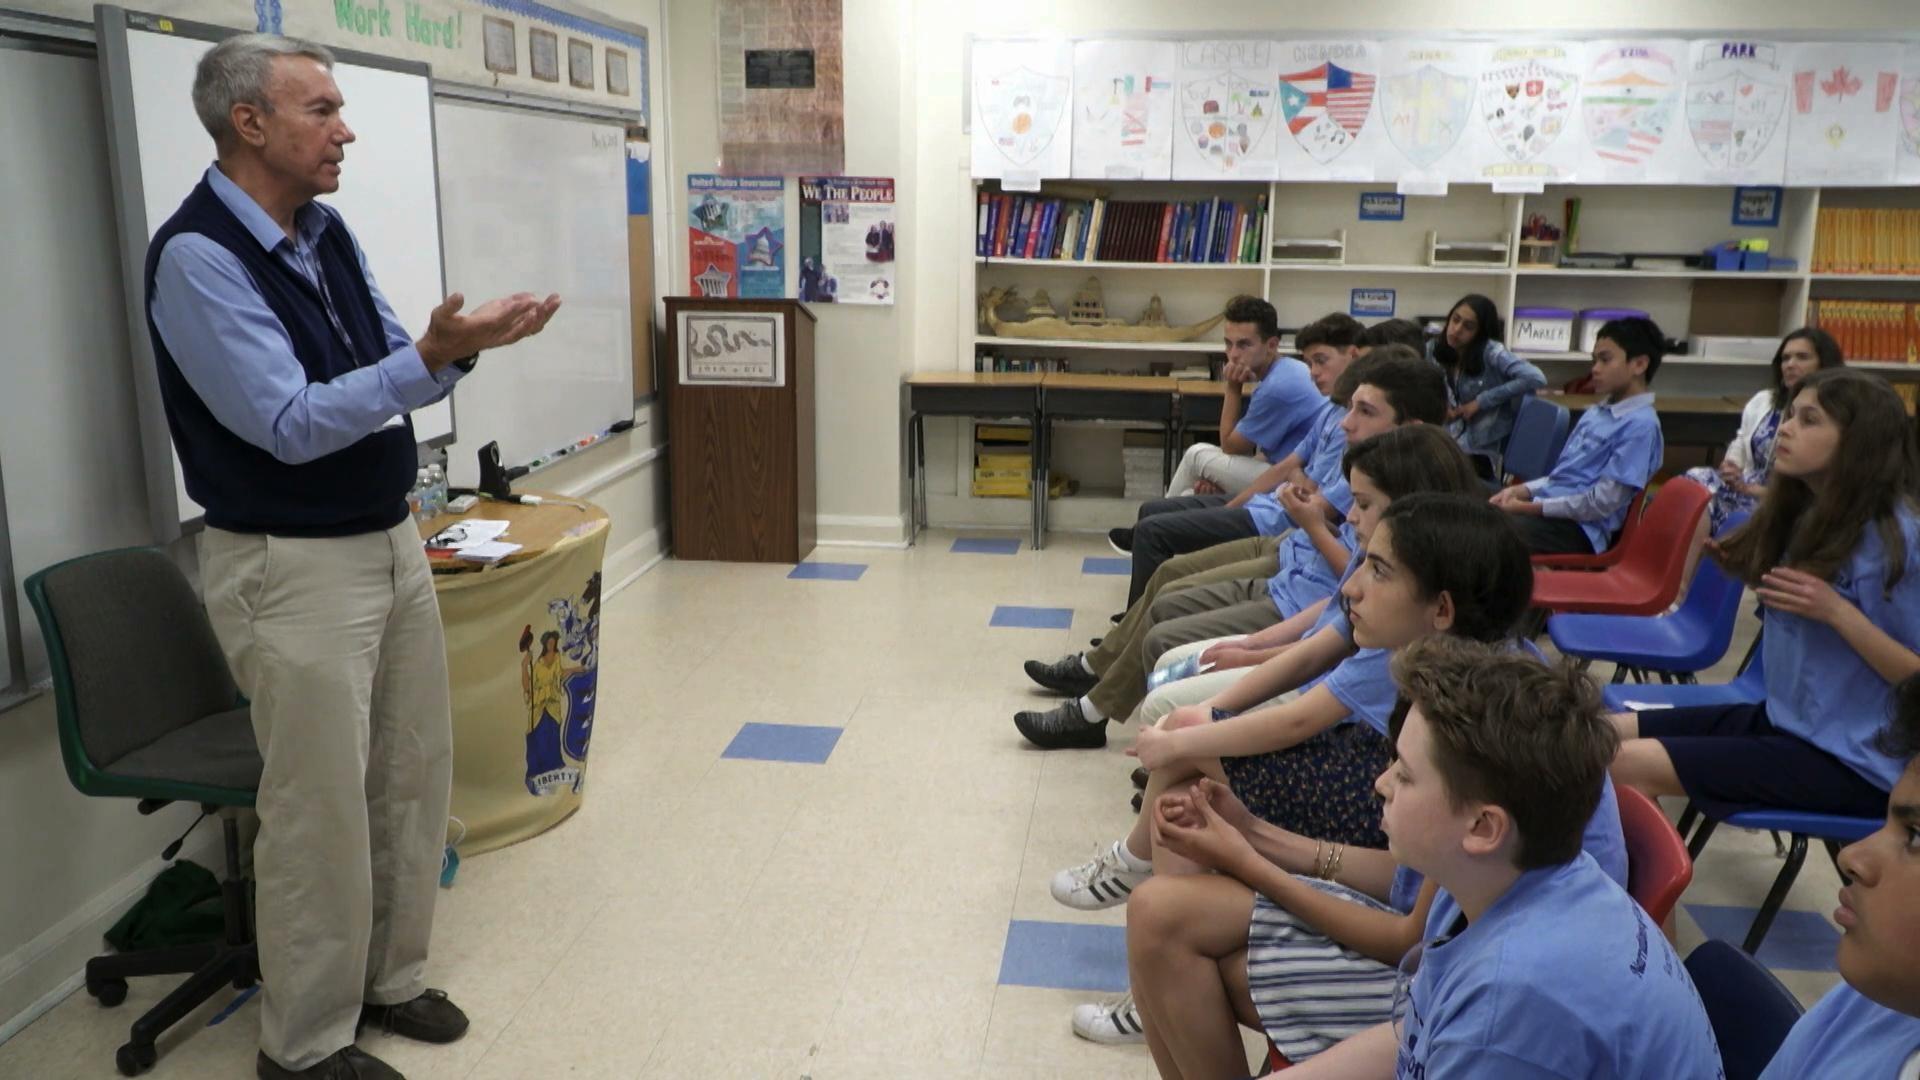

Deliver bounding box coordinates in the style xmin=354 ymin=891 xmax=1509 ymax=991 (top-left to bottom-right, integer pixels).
xmin=1072 ymin=992 xmax=1146 ymax=1044
xmin=1050 ymin=840 xmax=1151 ymax=910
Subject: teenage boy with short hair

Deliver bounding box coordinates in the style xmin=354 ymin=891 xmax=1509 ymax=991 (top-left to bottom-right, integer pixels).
xmin=1490 ymin=316 xmax=1666 ymax=556
xmin=1760 ymin=673 xmax=1920 ymax=1077
xmin=1156 ymin=295 xmax=1324 ymax=502
xmin=1285 ymin=635 xmax=1721 ymax=1078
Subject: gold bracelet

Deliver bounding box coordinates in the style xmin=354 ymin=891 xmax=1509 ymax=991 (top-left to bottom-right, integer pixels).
xmin=1327 ymin=843 xmax=1346 ymax=882
xmin=1311 ymin=841 xmax=1327 ymax=880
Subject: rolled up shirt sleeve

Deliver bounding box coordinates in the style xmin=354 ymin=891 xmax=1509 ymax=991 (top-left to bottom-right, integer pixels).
xmin=1537 ymin=477 xmax=1634 ymax=523
xmin=150 ymin=233 xmax=452 ymax=465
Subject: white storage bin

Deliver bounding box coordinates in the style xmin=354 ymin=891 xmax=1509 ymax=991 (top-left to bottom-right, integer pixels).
xmin=1577 ymin=308 xmax=1651 ymax=354
xmin=1510 ymin=307 xmax=1576 ymax=353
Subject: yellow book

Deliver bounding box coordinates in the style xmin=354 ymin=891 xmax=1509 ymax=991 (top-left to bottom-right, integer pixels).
xmin=975 ymin=451 xmax=1031 ymax=469
xmin=971 ymin=480 xmax=1032 ymax=498
xmin=972 ymin=467 xmax=1028 ymax=481
xmin=975 ymin=424 xmax=1033 ymax=442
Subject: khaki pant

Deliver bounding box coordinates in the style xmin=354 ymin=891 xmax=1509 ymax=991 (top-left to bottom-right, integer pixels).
xmin=1085 ymin=536 xmax=1280 ymax=719
xmin=1136 ymin=637 xmax=1268 ymax=726
xmin=201 ymin=521 xmax=453 ymax=1071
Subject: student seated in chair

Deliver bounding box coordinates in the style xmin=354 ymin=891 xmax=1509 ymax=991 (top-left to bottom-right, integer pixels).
xmin=1488 ymin=317 xmax=1666 ymax=556
xmin=1759 ymin=673 xmax=1920 ymax=1078
xmin=1276 ymin=637 xmax=1722 ymax=1079
xmin=1113 ymin=310 xmax=1359 ymax=608
xmin=1610 ymin=369 xmax=1920 ymax=823
xmin=1124 ymin=641 xmax=1631 ymax=1078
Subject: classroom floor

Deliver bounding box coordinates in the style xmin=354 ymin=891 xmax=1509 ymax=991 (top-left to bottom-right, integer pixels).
xmin=0 ymin=530 xmax=1847 ymax=1079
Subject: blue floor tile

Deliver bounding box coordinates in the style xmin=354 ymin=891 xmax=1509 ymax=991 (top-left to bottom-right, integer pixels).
xmin=720 ymin=722 xmax=844 ymax=764
xmin=952 ymin=537 xmax=1022 ymax=555
xmin=1081 ymin=557 xmax=1131 ymax=576
xmin=1686 ymin=904 xmax=1841 ymax=972
xmin=998 ymin=920 xmax=1130 ymax=993
xmin=990 ymin=605 xmax=1075 ymax=630
xmin=788 ymin=561 xmax=868 ymax=581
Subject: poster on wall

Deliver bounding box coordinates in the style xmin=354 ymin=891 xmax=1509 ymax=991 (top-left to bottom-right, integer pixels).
xmin=1273 ymin=40 xmax=1382 ymax=182
xmin=1901 ymin=45 xmax=1920 ymax=184
xmin=686 ymin=174 xmax=786 ymax=299
xmin=716 ymin=0 xmax=844 ymax=175
xmin=798 ymin=176 xmax=895 ymax=305
xmin=1172 ymin=38 xmax=1281 ymax=181
xmin=1786 ymin=43 xmax=1901 ymax=186
xmin=1069 ymin=39 xmax=1175 ymax=180
xmin=1578 ymin=39 xmax=1687 ymax=183
xmin=1470 ymin=42 xmax=1583 ymax=186
xmin=1685 ymin=39 xmax=1790 ymax=185
xmin=1378 ymin=39 xmax=1484 ymax=184
xmin=972 ymin=39 xmax=1074 ymax=184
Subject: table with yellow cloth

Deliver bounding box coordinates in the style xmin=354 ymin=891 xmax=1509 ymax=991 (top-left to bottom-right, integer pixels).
xmin=419 ymin=495 xmax=611 ymax=854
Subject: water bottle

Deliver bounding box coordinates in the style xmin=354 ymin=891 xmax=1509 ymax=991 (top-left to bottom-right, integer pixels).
xmin=411 ymin=468 xmax=430 ymax=521
xmin=426 ymin=465 xmax=447 ymax=517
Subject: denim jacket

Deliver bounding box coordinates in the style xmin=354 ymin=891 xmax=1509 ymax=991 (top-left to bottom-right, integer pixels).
xmin=1425 ymin=338 xmax=1547 ymax=457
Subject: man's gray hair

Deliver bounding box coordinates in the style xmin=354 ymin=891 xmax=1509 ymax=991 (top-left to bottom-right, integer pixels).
xmin=191 ymin=33 xmax=335 ymax=146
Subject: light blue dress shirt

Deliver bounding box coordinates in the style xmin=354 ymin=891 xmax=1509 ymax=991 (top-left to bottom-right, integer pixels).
xmin=1247 ymin=401 xmax=1350 ymax=537
xmin=1526 ymin=392 xmax=1664 ymax=552
xmin=1763 ymin=503 xmax=1920 ymax=791
xmin=150 ymin=165 xmax=462 ymax=466
xmin=1265 ymin=522 xmax=1356 ymax=620
xmin=1235 ymin=356 xmax=1326 ymax=463
xmin=1404 ymin=853 xmax=1722 ymax=1079
xmin=1760 ymin=983 xmax=1920 ymax=1079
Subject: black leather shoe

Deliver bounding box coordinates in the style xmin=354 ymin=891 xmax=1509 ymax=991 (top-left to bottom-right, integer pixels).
xmin=1131 ymin=766 xmax=1150 ymax=790
xmin=1014 ymin=697 xmax=1107 ymax=750
xmin=361 ymin=989 xmax=469 ymax=1044
xmin=1109 ymin=611 xmax=1124 ymax=625
xmin=1089 ymin=637 xmax=1103 ymax=648
xmin=1108 ymin=527 xmax=1134 ymax=554
xmin=257 ymin=1047 xmax=403 ymax=1079
xmin=1023 ymin=654 xmax=1098 ymax=696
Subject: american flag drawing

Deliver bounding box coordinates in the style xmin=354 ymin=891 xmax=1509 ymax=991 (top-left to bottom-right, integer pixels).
xmin=1279 ymin=63 xmax=1377 ymax=138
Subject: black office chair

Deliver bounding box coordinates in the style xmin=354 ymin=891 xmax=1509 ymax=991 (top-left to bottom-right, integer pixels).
xmin=1684 ymin=939 xmax=1806 ymax=1080
xmin=25 ymin=547 xmax=261 ymax=1077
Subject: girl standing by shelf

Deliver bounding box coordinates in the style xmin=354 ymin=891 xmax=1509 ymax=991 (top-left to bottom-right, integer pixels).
xmin=1685 ymin=327 xmax=1844 ymax=532
xmin=1425 ymin=293 xmax=1546 ymax=477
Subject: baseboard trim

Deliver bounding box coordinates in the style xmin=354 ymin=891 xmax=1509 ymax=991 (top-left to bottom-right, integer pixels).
xmin=604 ymin=526 xmax=669 ymax=598
xmin=0 ymin=829 xmax=222 ymax=1047
xmin=815 ymin=513 xmax=907 ymax=547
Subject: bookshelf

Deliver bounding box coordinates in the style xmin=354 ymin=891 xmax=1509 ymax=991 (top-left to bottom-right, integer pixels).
xmin=927 ymin=178 xmax=1920 ymax=532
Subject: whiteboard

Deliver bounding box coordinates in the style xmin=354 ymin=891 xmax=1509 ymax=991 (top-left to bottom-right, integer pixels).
xmin=98 ymin=8 xmax=451 ymax=534
xmin=0 ymin=40 xmax=160 ymax=687
xmin=433 ymin=97 xmax=634 ymax=487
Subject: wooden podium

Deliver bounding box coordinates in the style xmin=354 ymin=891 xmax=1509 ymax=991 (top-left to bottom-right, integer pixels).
xmin=664 ymin=297 xmax=816 ymax=563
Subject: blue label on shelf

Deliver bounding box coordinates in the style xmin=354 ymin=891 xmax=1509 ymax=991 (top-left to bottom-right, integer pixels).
xmin=1358 ymin=192 xmax=1405 ymax=221
xmin=1732 ymin=186 xmax=1782 ymax=227
xmin=1350 ymin=288 xmax=1396 ymax=317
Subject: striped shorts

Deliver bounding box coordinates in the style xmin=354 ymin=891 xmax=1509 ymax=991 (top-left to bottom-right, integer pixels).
xmin=1245 ymin=878 xmax=1400 ymax=1062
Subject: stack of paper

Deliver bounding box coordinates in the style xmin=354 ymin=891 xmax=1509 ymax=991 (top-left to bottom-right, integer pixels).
xmin=425 ymin=519 xmax=524 ymax=563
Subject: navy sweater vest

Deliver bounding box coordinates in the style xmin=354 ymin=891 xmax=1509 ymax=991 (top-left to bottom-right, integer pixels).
xmin=144 ymin=179 xmax=416 ymax=537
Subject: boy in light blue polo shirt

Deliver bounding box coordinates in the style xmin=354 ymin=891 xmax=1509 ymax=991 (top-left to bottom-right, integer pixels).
xmin=1284 ymin=636 xmax=1721 ymax=1079
xmin=1233 ymin=315 xmax=1366 ymax=535
xmin=1491 ymin=316 xmax=1667 ymax=555
xmin=1761 ymin=674 xmax=1920 ymax=1079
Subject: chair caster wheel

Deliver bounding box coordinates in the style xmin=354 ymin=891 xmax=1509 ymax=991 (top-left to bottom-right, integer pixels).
xmin=116 ymin=1041 xmax=157 ymax=1076
xmin=87 ymin=978 xmax=129 ymax=1007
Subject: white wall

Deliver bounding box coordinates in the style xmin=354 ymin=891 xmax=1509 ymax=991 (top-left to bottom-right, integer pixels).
xmin=0 ymin=0 xmax=673 ymax=1042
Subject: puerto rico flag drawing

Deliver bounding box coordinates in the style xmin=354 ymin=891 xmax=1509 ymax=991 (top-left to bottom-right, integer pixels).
xmin=1280 ymin=62 xmax=1376 ymax=162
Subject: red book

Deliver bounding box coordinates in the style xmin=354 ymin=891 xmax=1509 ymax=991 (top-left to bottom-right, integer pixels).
xmin=1155 ymin=204 xmax=1174 ymax=262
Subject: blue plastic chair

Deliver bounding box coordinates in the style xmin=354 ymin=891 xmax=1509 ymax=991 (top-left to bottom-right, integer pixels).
xmin=1687 ymin=808 xmax=1880 ymax=954
xmin=1547 ymin=527 xmax=1747 ymax=683
xmin=1685 ymin=940 xmax=1805 ymax=1080
xmin=1501 ymin=396 xmax=1572 ymax=483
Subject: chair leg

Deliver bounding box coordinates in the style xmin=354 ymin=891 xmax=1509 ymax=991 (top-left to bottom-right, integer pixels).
xmin=1687 ymin=816 xmax=1720 ymax=862
xmin=1609 ymin=665 xmax=1628 ymax=683
xmin=86 ymin=943 xmax=219 ymax=983
xmin=1743 ymin=833 xmax=1809 ymax=955
xmin=1826 ymin=839 xmax=1849 ymax=880
xmin=1676 ymin=803 xmax=1700 ymax=842
xmin=1772 ymin=831 xmax=1788 ymax=858
xmin=123 ymin=946 xmax=258 ymax=1063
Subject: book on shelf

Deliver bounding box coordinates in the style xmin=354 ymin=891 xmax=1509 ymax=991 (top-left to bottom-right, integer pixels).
xmin=1809 ymin=298 xmax=1920 ymax=364
xmin=976 ymin=187 xmax=1265 ymax=265
xmin=975 ymin=423 xmax=1032 ymax=442
xmin=1813 ymin=208 xmax=1920 ymax=275
xmin=974 ymin=352 xmax=1071 ymax=374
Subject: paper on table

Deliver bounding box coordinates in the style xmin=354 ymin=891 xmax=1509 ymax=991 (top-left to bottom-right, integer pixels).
xmin=454 ymin=540 xmax=522 ymax=563
xmin=426 ymin=519 xmax=512 ymax=549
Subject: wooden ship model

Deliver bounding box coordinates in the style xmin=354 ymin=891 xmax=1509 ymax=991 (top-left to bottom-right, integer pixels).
xmin=979 ymin=278 xmax=1224 ymax=343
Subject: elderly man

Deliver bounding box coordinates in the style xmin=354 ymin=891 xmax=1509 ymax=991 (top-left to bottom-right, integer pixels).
xmin=146 ymin=32 xmax=559 ymax=1080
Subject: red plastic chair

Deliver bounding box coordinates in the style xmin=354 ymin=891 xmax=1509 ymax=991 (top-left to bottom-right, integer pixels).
xmin=1530 ymin=479 xmax=1712 ymax=616
xmin=1618 ymin=785 xmax=1694 ymax=925
xmin=1264 ymin=1040 xmax=1291 ymax=1073
xmin=1531 ymin=490 xmax=1646 ymax=570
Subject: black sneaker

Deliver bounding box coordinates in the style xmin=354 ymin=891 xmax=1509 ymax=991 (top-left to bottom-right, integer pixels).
xmin=1015 ymin=697 xmax=1108 ymax=749
xmin=1023 ymin=654 xmax=1098 ymax=696
xmin=1089 ymin=637 xmax=1103 ymax=648
xmin=361 ymin=989 xmax=469 ymax=1044
xmin=258 ymin=1048 xmax=402 ymax=1080
xmin=1109 ymin=611 xmax=1124 ymax=624
xmin=1131 ymin=766 xmax=1150 ymax=790
xmin=1107 ymin=527 xmax=1134 ymax=554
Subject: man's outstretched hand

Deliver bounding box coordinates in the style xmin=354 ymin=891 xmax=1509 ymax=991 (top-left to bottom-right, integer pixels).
xmin=417 ymin=292 xmax=563 ymax=371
